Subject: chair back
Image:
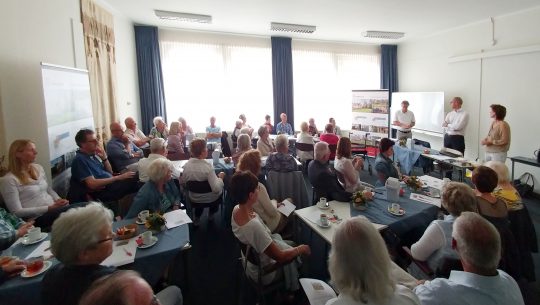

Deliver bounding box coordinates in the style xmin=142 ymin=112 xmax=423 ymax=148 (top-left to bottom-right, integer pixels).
xmin=186 ymin=180 xmax=213 ymax=193
xmin=295 ymin=142 xmax=314 ymax=153
xmin=266 ymin=171 xmax=309 ymax=209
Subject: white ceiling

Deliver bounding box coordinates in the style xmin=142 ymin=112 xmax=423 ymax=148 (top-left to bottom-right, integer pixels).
xmin=103 ymin=0 xmax=540 ymax=43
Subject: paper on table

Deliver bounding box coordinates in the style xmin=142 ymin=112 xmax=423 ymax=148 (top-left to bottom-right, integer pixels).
xmin=101 ymin=239 xmax=137 ymax=267
xmin=410 ymin=193 xmax=441 ymax=208
xmin=277 ymin=199 xmax=296 ymax=217
xmin=164 ymin=209 xmax=192 ymax=229
xmin=299 ymin=278 xmax=337 ymax=305
xmin=419 ymin=175 xmax=443 ymax=190
xmin=25 ymin=241 xmax=52 ymax=260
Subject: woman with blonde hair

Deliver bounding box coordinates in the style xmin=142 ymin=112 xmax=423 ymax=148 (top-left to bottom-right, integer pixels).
xmin=232 ymin=134 xmax=251 ymax=164
xmin=0 ymin=140 xmax=82 ymax=228
xmin=484 ymin=160 xmax=522 ymax=210
xmin=256 ymin=126 xmax=275 ymax=157
xmin=334 ymin=137 xmax=368 ymax=193
xmin=166 ymin=121 xmax=185 ymax=161
xmin=327 ymin=216 xmax=420 ymax=305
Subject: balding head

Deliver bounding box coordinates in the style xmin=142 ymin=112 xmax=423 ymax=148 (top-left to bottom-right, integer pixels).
xmin=110 ymin=122 xmax=124 ymax=138
xmin=124 ymin=117 xmax=136 ymax=130
xmin=79 ymin=271 xmax=156 ymax=305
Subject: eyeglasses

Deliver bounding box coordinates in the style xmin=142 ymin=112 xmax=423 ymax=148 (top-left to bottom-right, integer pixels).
xmin=96 ymin=233 xmax=115 ymax=244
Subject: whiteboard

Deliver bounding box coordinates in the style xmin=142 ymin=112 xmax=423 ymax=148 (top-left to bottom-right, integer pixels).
xmin=391 ymin=92 xmax=444 ymax=135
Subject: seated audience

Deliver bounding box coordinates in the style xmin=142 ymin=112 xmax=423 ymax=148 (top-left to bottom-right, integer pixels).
xmin=263 ymin=114 xmax=274 ymax=134
xmin=308 ymin=142 xmax=351 ymax=202
xmin=232 ymin=134 xmax=252 ymax=165
xmin=329 ymin=117 xmax=342 ymax=136
xmin=374 ymin=138 xmax=400 ymax=186
xmin=327 ymin=216 xmax=421 ymax=305
xmin=42 ymin=203 xmax=182 ymax=305
xmin=79 ymin=270 xmax=182 ymax=305
xmin=232 ymin=120 xmax=243 ymax=149
xmin=256 ymin=126 xmax=275 ymax=157
xmin=410 ymin=182 xmax=477 ymax=273
xmin=180 ymin=138 xmax=225 ymax=225
xmin=178 ymin=117 xmax=194 ymax=144
xmin=124 ymin=117 xmax=149 ymax=148
xmin=206 ymin=116 xmax=221 ymax=149
xmin=296 ymin=122 xmax=314 ymax=161
xmin=0 ymin=140 xmax=82 ymax=228
xmin=319 ymin=123 xmax=339 ymax=159
xmin=231 ymin=171 xmax=310 ymax=290
xmin=126 ymin=159 xmax=180 ymax=218
xmin=166 ymin=121 xmax=185 ymax=161
xmin=0 ymin=208 xmax=33 ymax=283
xmin=414 ymin=212 xmax=524 ymax=305
xmin=484 ymin=160 xmax=523 ymax=210
xmin=138 ymin=138 xmax=179 ymax=183
xmin=106 ymin=122 xmax=142 ymax=172
xmin=237 ymin=150 xmax=288 ymax=233
xmin=149 ymin=116 xmax=169 ymax=139
xmin=69 ymin=129 xmax=138 ymax=203
xmin=265 ymin=134 xmax=297 ymax=172
xmin=239 ymin=113 xmax=254 ymax=136
xmin=334 ymin=137 xmax=365 ymax=192
xmin=276 ymin=113 xmax=293 ymax=135
xmin=308 ymin=118 xmax=319 ymax=137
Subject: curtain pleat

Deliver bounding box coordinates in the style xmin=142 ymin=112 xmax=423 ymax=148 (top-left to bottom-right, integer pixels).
xmin=271 ymin=37 xmax=295 ymax=131
xmin=380 ymin=44 xmax=398 ymax=107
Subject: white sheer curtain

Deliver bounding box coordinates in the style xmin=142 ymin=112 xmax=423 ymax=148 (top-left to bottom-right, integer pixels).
xmin=292 ymin=41 xmax=381 ymax=133
xmin=159 ymin=31 xmax=273 ymax=133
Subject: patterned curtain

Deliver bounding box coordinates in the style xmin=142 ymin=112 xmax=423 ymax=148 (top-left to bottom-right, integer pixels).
xmin=80 ymin=0 xmax=118 ymax=145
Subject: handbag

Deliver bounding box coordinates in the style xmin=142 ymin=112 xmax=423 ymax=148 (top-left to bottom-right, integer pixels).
xmin=513 ymin=172 xmax=535 ymax=197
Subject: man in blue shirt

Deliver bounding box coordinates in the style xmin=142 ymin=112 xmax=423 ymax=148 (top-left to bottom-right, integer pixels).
xmin=69 ymin=129 xmax=139 ymax=203
xmin=414 ymin=212 xmax=524 ymax=305
xmin=275 ymin=113 xmax=293 ymax=135
xmin=106 ymin=122 xmax=142 ymax=173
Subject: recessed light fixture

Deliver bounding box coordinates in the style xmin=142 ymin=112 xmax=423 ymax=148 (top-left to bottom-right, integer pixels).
xmin=362 ymin=31 xmax=405 ymax=39
xmin=270 ymin=22 xmax=316 ymax=34
xmin=154 ymin=10 xmax=212 ymax=23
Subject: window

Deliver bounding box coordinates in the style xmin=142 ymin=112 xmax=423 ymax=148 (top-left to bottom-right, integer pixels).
xmin=292 ymin=41 xmax=380 ymax=133
xmin=160 ymin=31 xmax=273 ymax=133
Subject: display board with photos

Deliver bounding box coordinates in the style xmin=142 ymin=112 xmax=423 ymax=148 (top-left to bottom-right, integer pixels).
xmin=350 ymin=90 xmax=390 ymax=148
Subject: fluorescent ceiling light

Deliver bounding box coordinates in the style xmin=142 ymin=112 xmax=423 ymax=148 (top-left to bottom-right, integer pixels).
xmin=154 ymin=10 xmax=212 ymax=23
xmin=362 ymin=31 xmax=405 ymax=39
xmin=271 ymin=22 xmax=316 ymax=34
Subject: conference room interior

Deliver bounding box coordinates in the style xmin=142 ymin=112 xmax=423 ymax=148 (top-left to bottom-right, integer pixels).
xmin=2 ymin=1 xmax=540 ymax=305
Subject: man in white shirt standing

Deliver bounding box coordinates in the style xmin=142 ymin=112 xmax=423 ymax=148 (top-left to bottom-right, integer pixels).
xmin=393 ymin=100 xmax=415 ymax=139
xmin=442 ymin=97 xmax=469 ymax=155
xmin=414 ymin=212 xmax=524 ymax=305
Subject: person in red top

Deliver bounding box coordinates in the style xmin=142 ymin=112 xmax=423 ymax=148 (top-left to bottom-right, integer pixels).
xmin=319 ymin=123 xmax=339 ymax=160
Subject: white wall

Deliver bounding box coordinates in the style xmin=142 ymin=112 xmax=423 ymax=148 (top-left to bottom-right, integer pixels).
xmin=0 ymin=0 xmax=139 ymax=179
xmin=398 ymin=7 xmax=540 ymax=190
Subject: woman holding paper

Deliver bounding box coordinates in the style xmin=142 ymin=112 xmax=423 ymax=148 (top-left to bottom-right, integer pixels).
xmin=237 ymin=149 xmax=289 ymax=233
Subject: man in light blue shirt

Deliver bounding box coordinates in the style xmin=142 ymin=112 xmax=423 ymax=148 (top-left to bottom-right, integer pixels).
xmin=414 ymin=212 xmax=524 ymax=305
xmin=275 ymin=113 xmax=293 ymax=135
xmin=206 ymin=116 xmax=221 ymax=147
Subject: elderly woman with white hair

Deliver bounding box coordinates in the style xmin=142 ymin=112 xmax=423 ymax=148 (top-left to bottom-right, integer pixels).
xmin=232 ymin=133 xmax=252 ymax=164
xmin=167 ymin=121 xmax=185 ymax=161
xmin=126 ymin=158 xmax=181 ymax=218
xmin=265 ymin=134 xmax=297 ymax=172
xmin=296 ymin=122 xmax=314 ymax=161
xmin=484 ymin=160 xmax=523 ymax=210
xmin=149 ymin=116 xmax=168 ymax=139
xmin=327 ymin=216 xmax=420 ymax=305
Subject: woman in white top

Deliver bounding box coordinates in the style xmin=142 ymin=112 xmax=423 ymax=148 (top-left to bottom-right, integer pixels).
xmin=327 ymin=216 xmax=420 ymax=305
xmin=334 ymin=137 xmax=370 ymax=194
xmin=410 ymin=182 xmax=477 ymax=273
xmin=230 ymin=171 xmax=310 ymax=290
xmin=256 ymin=126 xmax=275 ymax=157
xmin=296 ymin=122 xmax=314 ymax=161
xmin=0 ymin=140 xmax=82 ymax=228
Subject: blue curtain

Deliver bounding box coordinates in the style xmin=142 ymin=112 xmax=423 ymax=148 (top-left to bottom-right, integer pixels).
xmin=271 ymin=37 xmax=294 ymax=131
xmin=380 ymin=44 xmax=398 ymax=107
xmin=134 ymin=26 xmax=167 ymax=134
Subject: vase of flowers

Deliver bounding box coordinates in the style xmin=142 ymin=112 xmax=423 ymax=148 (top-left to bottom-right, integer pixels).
xmin=145 ymin=213 xmax=166 ymax=232
xmin=351 ymin=191 xmax=368 ymax=211
xmin=405 ymin=176 xmax=423 ymax=193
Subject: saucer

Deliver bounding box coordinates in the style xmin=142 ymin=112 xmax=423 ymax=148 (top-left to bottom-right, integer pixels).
xmin=21 ymin=261 xmax=52 ymax=278
xmin=22 ymin=233 xmax=48 ymax=245
xmin=315 ymin=219 xmax=331 ymax=228
xmin=135 ymin=219 xmax=146 ymax=225
xmin=317 ymin=202 xmax=330 ymax=210
xmin=137 ymin=236 xmax=158 ymax=249
xmin=387 ymin=206 xmax=405 ymax=216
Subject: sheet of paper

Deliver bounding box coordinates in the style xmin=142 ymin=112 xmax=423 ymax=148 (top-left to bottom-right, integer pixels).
xmin=419 ymin=175 xmax=443 ymax=190
xmin=410 ymin=193 xmax=441 ymax=208
xmin=299 ymin=278 xmax=337 ymax=305
xmin=25 ymin=240 xmax=52 ymax=260
xmin=101 ymin=238 xmax=138 ymax=267
xmin=164 ymin=209 xmax=192 ymax=229
xmin=277 ymin=199 xmax=296 ymax=217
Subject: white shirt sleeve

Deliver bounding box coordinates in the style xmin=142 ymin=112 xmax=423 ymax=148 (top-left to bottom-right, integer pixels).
xmin=206 ymin=164 xmax=224 ymax=194
xmin=447 ymin=111 xmax=469 ymax=132
xmin=0 ymin=174 xmax=49 ymax=218
xmin=410 ymin=221 xmax=445 ymax=261
xmin=245 ymin=218 xmax=274 ymax=254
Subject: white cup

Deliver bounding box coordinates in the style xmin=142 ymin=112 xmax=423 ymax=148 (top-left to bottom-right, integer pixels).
xmin=320 ymin=214 xmax=329 ymax=226
xmin=391 ymin=203 xmax=400 ymax=213
xmin=139 ymin=210 xmax=150 ymax=222
xmin=318 ymin=197 xmax=327 ymax=208
xmin=27 ymin=227 xmax=41 ymax=242
xmin=141 ymin=231 xmax=153 ymax=245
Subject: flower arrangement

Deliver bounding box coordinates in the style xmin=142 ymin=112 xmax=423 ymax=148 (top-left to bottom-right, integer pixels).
xmin=398 ymin=138 xmax=407 ymax=147
xmin=351 ymin=191 xmax=368 ymax=210
xmin=145 ymin=213 xmax=166 ymax=231
xmin=405 ymin=176 xmax=423 ymax=192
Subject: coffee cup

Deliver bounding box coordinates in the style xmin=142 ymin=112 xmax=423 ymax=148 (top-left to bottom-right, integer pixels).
xmin=391 ymin=203 xmax=400 ymax=213
xmin=139 ymin=210 xmax=150 ymax=222
xmin=320 ymin=214 xmax=329 ymax=226
xmin=141 ymin=231 xmax=153 ymax=245
xmin=318 ymin=197 xmax=328 ymax=209
xmin=27 ymin=227 xmax=41 ymax=242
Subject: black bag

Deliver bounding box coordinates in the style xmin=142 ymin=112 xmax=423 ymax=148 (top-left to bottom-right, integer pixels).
xmin=514 ymin=172 xmax=535 ymax=197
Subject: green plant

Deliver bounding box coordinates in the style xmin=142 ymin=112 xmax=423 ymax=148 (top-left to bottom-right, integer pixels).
xmin=145 ymin=213 xmax=166 ymax=231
